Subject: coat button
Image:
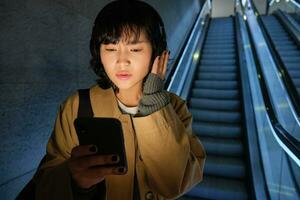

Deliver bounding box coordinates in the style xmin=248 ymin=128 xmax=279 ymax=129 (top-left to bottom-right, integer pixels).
xmin=145 ymin=191 xmax=154 ymax=200
xmin=139 ymin=154 xmax=143 ymax=161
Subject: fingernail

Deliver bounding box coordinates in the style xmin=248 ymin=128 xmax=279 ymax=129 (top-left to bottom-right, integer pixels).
xmin=118 ymin=167 xmax=125 ymax=173
xmin=111 ymin=155 xmax=118 ymax=162
xmin=89 ymin=145 xmax=97 ymax=153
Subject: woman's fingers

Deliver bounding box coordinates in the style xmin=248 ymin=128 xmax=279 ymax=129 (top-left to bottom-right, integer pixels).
xmin=70 ymin=155 xmax=119 ymax=171
xmin=75 ymin=154 xmax=119 ymax=170
xmin=151 ymin=50 xmax=169 ymax=79
xmin=151 ymin=56 xmax=159 ymax=74
xmin=72 ymin=165 xmax=126 ymax=189
xmin=86 ymin=165 xmax=126 ymax=178
xmin=71 ymin=145 xmax=98 ymax=158
xmin=162 ymin=51 xmax=169 ymax=78
xmin=158 ymin=50 xmax=168 ymax=79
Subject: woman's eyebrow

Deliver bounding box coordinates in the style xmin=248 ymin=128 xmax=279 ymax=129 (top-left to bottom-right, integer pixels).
xmin=127 ymin=40 xmax=146 ymax=45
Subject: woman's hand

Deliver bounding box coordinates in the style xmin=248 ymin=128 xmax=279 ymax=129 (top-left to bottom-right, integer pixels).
xmin=67 ymin=145 xmax=125 ymax=189
xmin=138 ymin=50 xmax=170 ymax=116
xmin=151 ymin=50 xmax=170 ymax=80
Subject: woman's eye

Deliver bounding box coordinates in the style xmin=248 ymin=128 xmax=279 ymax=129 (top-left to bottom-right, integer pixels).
xmin=105 ymin=48 xmax=116 ymax=51
xmin=131 ymin=49 xmax=142 ymax=52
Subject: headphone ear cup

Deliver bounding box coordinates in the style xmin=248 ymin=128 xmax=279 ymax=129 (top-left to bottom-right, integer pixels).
xmin=157 ymin=46 xmax=163 ymax=56
xmin=157 ymin=25 xmax=166 ymax=56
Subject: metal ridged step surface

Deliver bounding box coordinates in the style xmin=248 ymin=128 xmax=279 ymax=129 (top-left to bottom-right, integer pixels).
xmin=261 ymin=15 xmax=300 ymax=101
xmin=185 ymin=175 xmax=248 ymax=200
xmin=182 ymin=17 xmax=250 ymax=200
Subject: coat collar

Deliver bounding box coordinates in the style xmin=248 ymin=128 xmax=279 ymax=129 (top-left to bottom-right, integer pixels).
xmin=89 ymin=84 xmax=123 ymax=119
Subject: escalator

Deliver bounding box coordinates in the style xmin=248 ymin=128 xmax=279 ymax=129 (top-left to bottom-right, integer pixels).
xmin=260 ymin=15 xmax=300 ymax=100
xmin=183 ymin=17 xmax=251 ymax=199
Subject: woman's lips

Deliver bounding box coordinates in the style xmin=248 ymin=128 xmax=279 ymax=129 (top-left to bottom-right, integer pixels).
xmin=116 ymin=73 xmax=132 ymax=80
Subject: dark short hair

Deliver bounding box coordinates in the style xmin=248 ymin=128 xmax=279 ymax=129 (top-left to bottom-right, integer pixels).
xmin=89 ymin=0 xmax=167 ymax=89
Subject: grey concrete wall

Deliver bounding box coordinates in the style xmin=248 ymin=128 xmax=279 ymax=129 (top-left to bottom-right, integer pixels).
xmin=212 ymin=0 xmax=235 ymax=17
xmin=0 ymin=0 xmax=201 ymax=199
xmin=252 ymin=0 xmax=267 ymax=15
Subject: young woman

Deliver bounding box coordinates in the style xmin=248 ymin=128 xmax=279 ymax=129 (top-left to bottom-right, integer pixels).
xmin=34 ymin=1 xmax=206 ymax=199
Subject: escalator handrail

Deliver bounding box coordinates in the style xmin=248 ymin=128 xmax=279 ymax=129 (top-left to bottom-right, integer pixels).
xmin=167 ymin=0 xmax=211 ymax=97
xmin=274 ymin=123 xmax=300 ymax=160
xmin=235 ymin=12 xmax=269 ymax=200
xmin=164 ymin=1 xmax=206 ymax=88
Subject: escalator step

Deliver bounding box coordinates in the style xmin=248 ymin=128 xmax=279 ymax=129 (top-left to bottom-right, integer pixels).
xmin=201 ymin=53 xmax=235 ymax=60
xmin=207 ymin=32 xmax=233 ymax=36
xmin=200 ymin=137 xmax=244 ymax=157
xmin=269 ymin=33 xmax=288 ymax=37
xmin=193 ymin=80 xmax=238 ymax=90
xmin=189 ymin=98 xmax=240 ymax=111
xmin=204 ymin=155 xmax=245 ymax=178
xmin=282 ymin=57 xmax=300 ymax=63
xmin=202 ymin=48 xmax=235 ymax=54
xmin=268 ymin=33 xmax=287 ymax=38
xmin=207 ymin=31 xmax=233 ymax=34
xmin=193 ymin=121 xmax=241 ymax=138
xmin=204 ymin=38 xmax=234 ymax=42
xmin=292 ymin=78 xmax=300 ymax=86
xmin=273 ymin=42 xmax=295 ymax=48
xmin=199 ymin=65 xmax=237 ymax=69
xmin=191 ymin=88 xmax=239 ymax=99
xmin=186 ymin=175 xmax=248 ymax=200
xmin=285 ymin=63 xmax=300 ymax=70
xmin=199 ymin=66 xmax=237 ymax=73
xmin=272 ymin=38 xmax=294 ymax=43
xmin=190 ymin=109 xmax=241 ymax=123
xmin=279 ymin=50 xmax=300 ymax=57
xmin=273 ymin=39 xmax=292 ymax=44
xmin=204 ymin=44 xmax=234 ymax=49
xmin=200 ymin=59 xmax=236 ymax=65
xmin=289 ymin=70 xmax=300 ymax=78
xmin=197 ymin=72 xmax=237 ymax=81
xmin=276 ymin=45 xmax=298 ymax=51
xmin=203 ymin=41 xmax=234 ymax=45
xmin=269 ymin=29 xmax=287 ymax=37
xmin=206 ymin=38 xmax=234 ymax=43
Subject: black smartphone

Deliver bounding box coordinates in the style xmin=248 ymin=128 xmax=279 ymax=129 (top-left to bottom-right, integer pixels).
xmin=73 ymin=117 xmax=127 ymax=170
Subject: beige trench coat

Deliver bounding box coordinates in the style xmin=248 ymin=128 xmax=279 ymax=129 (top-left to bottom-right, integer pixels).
xmin=34 ymin=84 xmax=206 ymax=200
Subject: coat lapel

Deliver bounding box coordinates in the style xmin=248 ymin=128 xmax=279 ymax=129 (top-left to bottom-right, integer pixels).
xmin=89 ymin=84 xmax=122 ymax=119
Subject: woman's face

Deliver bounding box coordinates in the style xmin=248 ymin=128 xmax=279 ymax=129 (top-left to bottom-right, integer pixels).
xmin=100 ymin=31 xmax=152 ymax=92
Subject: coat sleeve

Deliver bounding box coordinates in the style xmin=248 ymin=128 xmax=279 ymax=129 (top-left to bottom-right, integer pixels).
xmin=132 ymin=93 xmax=206 ymax=199
xmin=33 ymin=92 xmax=86 ymax=200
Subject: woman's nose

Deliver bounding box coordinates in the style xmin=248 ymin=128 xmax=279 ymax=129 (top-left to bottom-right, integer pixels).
xmin=117 ymin=51 xmax=130 ymax=66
